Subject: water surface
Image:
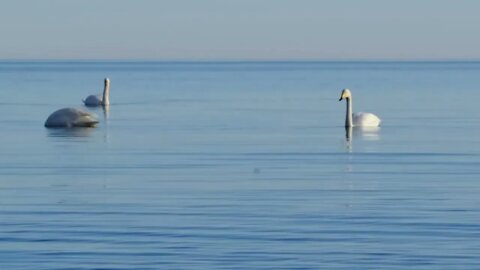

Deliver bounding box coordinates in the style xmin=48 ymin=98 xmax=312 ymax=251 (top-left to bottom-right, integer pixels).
xmin=0 ymin=61 xmax=479 ymax=269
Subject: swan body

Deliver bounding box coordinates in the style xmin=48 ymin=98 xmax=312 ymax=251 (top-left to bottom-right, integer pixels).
xmin=83 ymin=94 xmax=102 ymax=106
xmin=44 ymin=108 xmax=99 ymax=128
xmin=352 ymin=112 xmax=381 ymax=127
xmin=83 ymin=78 xmax=110 ymax=107
xmin=339 ymin=89 xmax=381 ymax=127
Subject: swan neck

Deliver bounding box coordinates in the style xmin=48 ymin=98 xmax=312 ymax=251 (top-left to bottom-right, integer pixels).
xmin=345 ymin=97 xmax=353 ymax=127
xmin=102 ymin=80 xmax=110 ymax=105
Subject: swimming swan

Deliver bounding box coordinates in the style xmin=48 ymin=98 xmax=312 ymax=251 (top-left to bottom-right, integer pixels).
xmin=339 ymin=89 xmax=381 ymax=127
xmin=44 ymin=108 xmax=99 ymax=128
xmin=83 ymin=78 xmax=110 ymax=106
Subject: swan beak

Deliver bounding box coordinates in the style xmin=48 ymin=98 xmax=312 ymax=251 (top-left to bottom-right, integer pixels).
xmin=339 ymin=97 xmax=343 ymax=101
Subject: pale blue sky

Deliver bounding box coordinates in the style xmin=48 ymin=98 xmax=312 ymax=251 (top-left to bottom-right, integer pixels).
xmin=1 ymin=0 xmax=479 ymax=60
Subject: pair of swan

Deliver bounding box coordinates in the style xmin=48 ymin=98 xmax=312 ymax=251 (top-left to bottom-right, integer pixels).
xmin=45 ymin=84 xmax=380 ymax=129
xmin=44 ymin=78 xmax=110 ymax=128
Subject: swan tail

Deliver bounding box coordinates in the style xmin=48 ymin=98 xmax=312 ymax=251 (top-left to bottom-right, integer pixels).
xmin=73 ymin=111 xmax=99 ymax=127
xmin=73 ymin=120 xmax=99 ymax=127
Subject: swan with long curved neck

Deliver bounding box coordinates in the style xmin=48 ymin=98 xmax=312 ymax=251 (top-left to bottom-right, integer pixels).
xmin=45 ymin=108 xmax=99 ymax=128
xmin=339 ymin=89 xmax=381 ymax=127
xmin=83 ymin=78 xmax=110 ymax=107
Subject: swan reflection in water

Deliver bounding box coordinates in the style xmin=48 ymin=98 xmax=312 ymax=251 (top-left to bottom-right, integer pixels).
xmin=90 ymin=104 xmax=110 ymax=142
xmin=46 ymin=127 xmax=96 ymax=138
xmin=345 ymin=126 xmax=381 ymax=151
xmin=100 ymin=104 xmax=110 ymax=119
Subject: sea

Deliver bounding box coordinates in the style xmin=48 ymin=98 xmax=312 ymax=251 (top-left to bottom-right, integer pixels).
xmin=0 ymin=61 xmax=479 ymax=269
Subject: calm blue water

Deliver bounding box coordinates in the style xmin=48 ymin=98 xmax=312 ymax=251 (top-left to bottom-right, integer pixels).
xmin=0 ymin=61 xmax=479 ymax=269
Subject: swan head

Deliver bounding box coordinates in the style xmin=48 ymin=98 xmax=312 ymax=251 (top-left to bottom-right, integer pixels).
xmin=339 ymin=89 xmax=352 ymax=101
xmin=104 ymin=78 xmax=110 ymax=86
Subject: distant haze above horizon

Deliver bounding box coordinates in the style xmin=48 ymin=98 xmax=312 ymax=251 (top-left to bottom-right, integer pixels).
xmin=1 ymin=0 xmax=479 ymax=60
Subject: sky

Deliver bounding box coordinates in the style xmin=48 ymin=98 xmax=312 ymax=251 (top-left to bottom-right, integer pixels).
xmin=0 ymin=0 xmax=479 ymax=60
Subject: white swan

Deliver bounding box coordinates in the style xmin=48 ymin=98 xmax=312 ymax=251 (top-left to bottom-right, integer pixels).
xmin=83 ymin=78 xmax=110 ymax=107
xmin=339 ymin=89 xmax=381 ymax=127
xmin=44 ymin=108 xmax=99 ymax=128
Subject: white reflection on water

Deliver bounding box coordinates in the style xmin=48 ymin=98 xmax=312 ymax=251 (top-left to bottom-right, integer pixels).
xmin=345 ymin=126 xmax=381 ymax=152
xmin=101 ymin=105 xmax=110 ymax=119
xmin=346 ymin=126 xmax=381 ymax=141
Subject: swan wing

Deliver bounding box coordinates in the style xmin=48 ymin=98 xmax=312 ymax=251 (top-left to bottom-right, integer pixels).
xmin=353 ymin=112 xmax=381 ymax=127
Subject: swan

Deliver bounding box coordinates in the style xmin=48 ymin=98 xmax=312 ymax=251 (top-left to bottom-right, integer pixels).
xmin=83 ymin=78 xmax=110 ymax=106
xmin=44 ymin=108 xmax=99 ymax=128
xmin=339 ymin=88 xmax=381 ymax=127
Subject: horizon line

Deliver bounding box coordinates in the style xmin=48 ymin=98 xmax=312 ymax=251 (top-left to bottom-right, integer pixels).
xmin=1 ymin=58 xmax=480 ymax=63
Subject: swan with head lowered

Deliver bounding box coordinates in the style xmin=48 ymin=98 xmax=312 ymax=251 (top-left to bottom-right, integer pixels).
xmin=83 ymin=78 xmax=110 ymax=107
xmin=44 ymin=108 xmax=99 ymax=128
xmin=339 ymin=88 xmax=381 ymax=127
